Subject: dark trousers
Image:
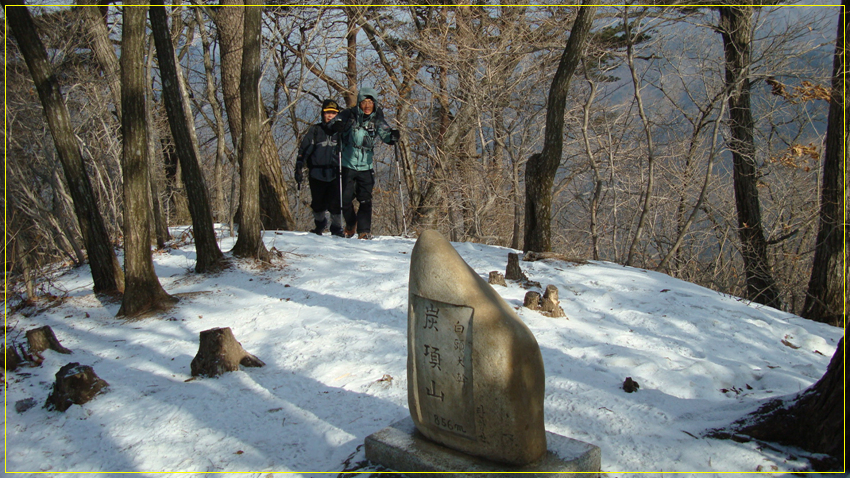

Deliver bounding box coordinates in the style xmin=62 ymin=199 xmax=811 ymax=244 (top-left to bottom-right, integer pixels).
xmin=308 ymin=175 xmax=341 ymax=215
xmin=341 ymin=167 xmax=374 ymax=233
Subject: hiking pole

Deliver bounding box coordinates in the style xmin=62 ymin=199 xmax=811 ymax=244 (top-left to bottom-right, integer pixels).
xmin=294 ymin=179 xmax=302 ymax=225
xmin=338 ymin=149 xmax=343 ymax=215
xmin=393 ymin=141 xmax=408 ymax=237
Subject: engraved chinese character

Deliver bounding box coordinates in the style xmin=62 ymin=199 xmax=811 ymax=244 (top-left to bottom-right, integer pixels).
xmin=424 ymin=306 xmax=439 ymax=331
xmin=454 ymin=321 xmax=465 ymax=333
xmin=426 ymin=380 xmax=445 ymax=401
xmin=426 ymin=346 xmax=442 ymax=370
xmin=453 ymin=339 xmax=464 ymax=351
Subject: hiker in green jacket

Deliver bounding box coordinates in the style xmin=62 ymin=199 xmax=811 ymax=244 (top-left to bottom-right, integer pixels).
xmin=330 ymin=87 xmax=400 ymax=239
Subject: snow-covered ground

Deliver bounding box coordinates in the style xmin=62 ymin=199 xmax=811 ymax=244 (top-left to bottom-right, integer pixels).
xmin=4 ymin=228 xmax=843 ymax=477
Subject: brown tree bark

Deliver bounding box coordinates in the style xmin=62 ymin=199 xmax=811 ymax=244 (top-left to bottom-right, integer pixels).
xmin=540 ymin=285 xmax=565 ymax=318
xmin=4 ymin=4 xmax=124 ymax=295
xmin=505 ymin=252 xmax=528 ymax=282
xmin=145 ymin=38 xmax=171 ymax=249
xmin=117 ymin=1 xmax=177 ymax=318
xmin=718 ymin=5 xmax=781 ymax=308
xmin=342 ymin=4 xmax=362 ymax=107
xmin=78 ymin=3 xmax=122 ymax=122
xmin=524 ymin=291 xmax=542 ymax=310
xmin=488 ymin=271 xmax=507 ymax=287
xmin=196 ymin=7 xmax=229 ymax=222
xmin=26 ymin=326 xmax=72 ymax=355
xmin=231 ymin=1 xmax=270 ymax=260
xmin=803 ymin=3 xmax=847 ymax=327
xmin=214 ymin=1 xmax=294 ymax=231
xmin=523 ymin=4 xmax=596 ymax=253
xmin=150 ymin=6 xmax=224 ymax=273
xmin=5 ymin=345 xmax=22 ymax=371
xmin=45 ymin=363 xmax=109 ymax=412
xmin=190 ymin=327 xmax=265 ymax=377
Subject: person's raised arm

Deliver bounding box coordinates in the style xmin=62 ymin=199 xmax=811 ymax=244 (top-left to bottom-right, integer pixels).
xmin=374 ymin=108 xmax=399 ymax=145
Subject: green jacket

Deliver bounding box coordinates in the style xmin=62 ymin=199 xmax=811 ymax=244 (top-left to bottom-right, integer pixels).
xmin=331 ymin=87 xmax=395 ymax=171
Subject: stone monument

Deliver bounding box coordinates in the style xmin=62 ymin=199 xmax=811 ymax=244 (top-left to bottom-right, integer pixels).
xmin=365 ymin=230 xmax=601 ymax=476
xmin=407 ymin=230 xmax=546 ymax=465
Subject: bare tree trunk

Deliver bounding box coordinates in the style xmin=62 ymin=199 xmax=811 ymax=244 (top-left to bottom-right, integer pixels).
xmin=511 ymin=157 xmax=523 ymax=250
xmin=523 ymin=4 xmax=596 ymax=253
xmin=12 ymin=227 xmax=37 ymax=300
xmin=624 ymin=9 xmax=655 ymax=267
xmin=718 ymin=5 xmax=781 ymax=308
xmin=196 ymin=8 xmax=229 ymax=221
xmin=48 ymin=166 xmax=86 ymax=264
xmin=5 ymin=3 xmax=124 ymax=295
xmin=342 ymin=4 xmax=360 ymax=107
xmin=150 ymin=5 xmax=224 ymax=273
xmin=231 ymin=1 xmax=269 ymax=260
xmin=256 ymin=128 xmax=295 ymax=230
xmin=580 ymin=69 xmax=602 ymax=260
xmin=214 ymin=1 xmax=294 ymax=231
xmin=118 ymin=1 xmax=177 ymax=317
xmin=145 ymin=36 xmax=170 ymax=249
xmin=78 ymin=3 xmax=122 ymax=123
xmin=803 ymin=3 xmax=847 ymax=327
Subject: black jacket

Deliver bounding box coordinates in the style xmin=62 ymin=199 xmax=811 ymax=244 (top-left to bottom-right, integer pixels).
xmin=296 ymin=122 xmax=340 ymax=182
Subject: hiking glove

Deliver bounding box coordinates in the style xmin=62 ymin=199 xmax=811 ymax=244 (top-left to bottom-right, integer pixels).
xmin=390 ymin=129 xmax=401 ymax=145
xmin=294 ymin=163 xmax=304 ymax=185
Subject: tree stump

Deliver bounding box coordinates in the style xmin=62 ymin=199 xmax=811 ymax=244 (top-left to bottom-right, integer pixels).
xmin=523 ymin=291 xmax=541 ymax=310
xmin=541 ymin=285 xmax=566 ymax=318
xmin=45 ymin=362 xmax=109 ymax=412
xmin=4 ymin=345 xmax=21 ymax=371
xmin=505 ymin=253 xmax=528 ymax=281
xmin=488 ymin=271 xmax=507 ymax=287
xmin=26 ymin=326 xmax=72 ymax=355
xmin=190 ymin=327 xmax=266 ymax=377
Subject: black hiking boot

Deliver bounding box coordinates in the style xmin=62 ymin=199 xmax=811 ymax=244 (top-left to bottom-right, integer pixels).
xmin=310 ymin=218 xmax=328 ymax=235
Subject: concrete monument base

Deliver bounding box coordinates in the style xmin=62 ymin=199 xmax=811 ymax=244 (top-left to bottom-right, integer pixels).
xmin=365 ymin=417 xmax=601 ymax=477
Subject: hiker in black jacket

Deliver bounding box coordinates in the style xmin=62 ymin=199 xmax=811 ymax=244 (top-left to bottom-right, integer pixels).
xmin=294 ymin=99 xmax=344 ymax=236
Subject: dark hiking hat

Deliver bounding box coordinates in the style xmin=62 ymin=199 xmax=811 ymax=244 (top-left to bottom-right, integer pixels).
xmin=322 ymin=99 xmax=340 ymax=113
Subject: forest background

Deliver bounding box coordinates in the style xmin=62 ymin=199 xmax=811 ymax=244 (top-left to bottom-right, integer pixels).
xmin=4 ymin=2 xmax=846 ymax=325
